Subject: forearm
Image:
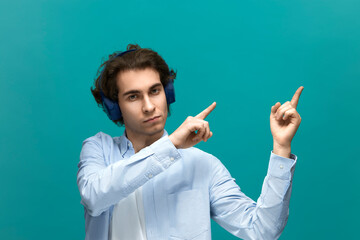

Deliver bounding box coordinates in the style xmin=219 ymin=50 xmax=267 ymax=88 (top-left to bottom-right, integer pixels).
xmin=77 ymin=136 xmax=181 ymax=217
xmin=210 ymin=152 xmax=297 ymax=239
xmin=78 ymin=153 xmax=162 ymax=216
xmin=254 ymin=152 xmax=297 ymax=236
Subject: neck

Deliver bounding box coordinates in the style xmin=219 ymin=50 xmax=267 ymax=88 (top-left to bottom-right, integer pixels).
xmin=125 ymin=129 xmax=165 ymax=153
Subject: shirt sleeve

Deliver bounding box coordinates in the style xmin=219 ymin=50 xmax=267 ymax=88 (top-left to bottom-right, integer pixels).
xmin=209 ymin=151 xmax=297 ymax=240
xmin=77 ymin=134 xmax=181 ymax=217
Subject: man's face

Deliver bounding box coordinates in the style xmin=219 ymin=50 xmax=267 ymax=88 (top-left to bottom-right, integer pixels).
xmin=116 ymin=68 xmax=168 ymax=140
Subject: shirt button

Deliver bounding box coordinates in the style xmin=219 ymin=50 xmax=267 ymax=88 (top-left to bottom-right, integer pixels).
xmin=279 ymin=164 xmax=284 ymax=169
xmin=148 ymin=174 xmax=153 ymax=178
xmin=170 ymin=157 xmax=174 ymax=162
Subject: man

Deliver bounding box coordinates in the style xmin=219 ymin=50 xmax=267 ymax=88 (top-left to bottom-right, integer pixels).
xmin=77 ymin=44 xmax=303 ymax=240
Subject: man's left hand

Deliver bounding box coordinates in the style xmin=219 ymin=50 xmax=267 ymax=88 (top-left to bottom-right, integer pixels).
xmin=270 ymin=86 xmax=304 ymax=150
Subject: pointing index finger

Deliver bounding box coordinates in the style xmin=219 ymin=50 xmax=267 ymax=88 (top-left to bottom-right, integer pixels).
xmin=195 ymin=102 xmax=217 ymax=120
xmin=290 ymin=86 xmax=304 ymax=109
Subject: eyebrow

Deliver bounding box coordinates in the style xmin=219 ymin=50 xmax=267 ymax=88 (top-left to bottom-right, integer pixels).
xmin=122 ymin=83 xmax=162 ymax=97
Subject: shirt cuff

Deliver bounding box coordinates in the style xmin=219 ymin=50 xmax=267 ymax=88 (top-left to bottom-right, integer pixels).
xmin=149 ymin=136 xmax=181 ymax=169
xmin=267 ymin=151 xmax=297 ymax=180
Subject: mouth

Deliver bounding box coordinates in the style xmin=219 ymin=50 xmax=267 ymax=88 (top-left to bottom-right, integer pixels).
xmin=144 ymin=116 xmax=161 ymax=123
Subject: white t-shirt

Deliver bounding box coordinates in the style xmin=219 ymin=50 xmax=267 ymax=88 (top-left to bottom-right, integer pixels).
xmin=110 ymin=186 xmax=147 ymax=240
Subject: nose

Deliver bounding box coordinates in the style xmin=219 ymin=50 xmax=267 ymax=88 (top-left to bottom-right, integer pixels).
xmin=142 ymin=95 xmax=155 ymax=113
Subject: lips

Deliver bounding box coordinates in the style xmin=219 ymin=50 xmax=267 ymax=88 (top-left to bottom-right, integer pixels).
xmin=144 ymin=116 xmax=160 ymax=122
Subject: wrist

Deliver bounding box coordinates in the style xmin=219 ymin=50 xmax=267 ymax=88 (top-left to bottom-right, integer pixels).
xmin=273 ymin=141 xmax=291 ymax=158
xmin=168 ymin=134 xmax=179 ymax=148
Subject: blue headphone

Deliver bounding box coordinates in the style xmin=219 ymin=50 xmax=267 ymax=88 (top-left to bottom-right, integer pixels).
xmin=99 ymin=49 xmax=175 ymax=121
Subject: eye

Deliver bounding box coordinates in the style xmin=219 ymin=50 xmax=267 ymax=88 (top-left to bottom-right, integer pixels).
xmin=128 ymin=95 xmax=137 ymax=101
xmin=151 ymin=88 xmax=160 ymax=94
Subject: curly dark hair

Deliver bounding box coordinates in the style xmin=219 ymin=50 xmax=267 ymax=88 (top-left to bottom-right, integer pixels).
xmin=90 ymin=43 xmax=177 ymax=126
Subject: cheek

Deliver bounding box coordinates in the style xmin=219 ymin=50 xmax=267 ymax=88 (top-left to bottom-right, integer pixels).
xmin=159 ymin=95 xmax=168 ymax=112
xmin=119 ymin=102 xmax=138 ymax=121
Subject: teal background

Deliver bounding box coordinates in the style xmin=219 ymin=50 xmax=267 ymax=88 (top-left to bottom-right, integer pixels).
xmin=1 ymin=0 xmax=359 ymax=239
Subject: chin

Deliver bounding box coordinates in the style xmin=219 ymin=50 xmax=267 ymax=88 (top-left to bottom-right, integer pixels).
xmin=146 ymin=123 xmax=165 ymax=136
xmin=149 ymin=125 xmax=165 ymax=134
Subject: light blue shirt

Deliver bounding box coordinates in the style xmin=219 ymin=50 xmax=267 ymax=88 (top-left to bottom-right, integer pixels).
xmin=77 ymin=130 xmax=297 ymax=240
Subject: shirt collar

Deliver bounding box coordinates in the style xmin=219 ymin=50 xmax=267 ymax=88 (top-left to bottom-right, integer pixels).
xmin=118 ymin=129 xmax=168 ymax=157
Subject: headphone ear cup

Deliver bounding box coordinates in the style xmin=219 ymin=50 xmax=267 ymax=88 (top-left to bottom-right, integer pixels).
xmin=164 ymin=81 xmax=175 ymax=104
xmin=101 ymin=93 xmax=123 ymax=120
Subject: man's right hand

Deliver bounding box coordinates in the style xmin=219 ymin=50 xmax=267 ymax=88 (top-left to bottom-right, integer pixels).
xmin=169 ymin=102 xmax=216 ymax=149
